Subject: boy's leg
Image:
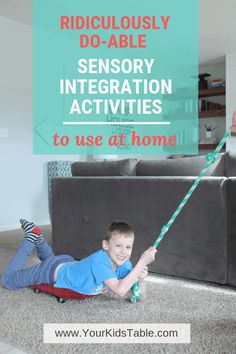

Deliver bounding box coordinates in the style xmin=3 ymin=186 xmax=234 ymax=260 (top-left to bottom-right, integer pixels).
xmin=35 ymin=242 xmax=54 ymax=261
xmin=1 ymin=219 xmax=74 ymax=289
xmin=1 ymin=238 xmax=74 ymax=289
xmin=1 ymin=238 xmax=36 ymax=288
xmin=2 ymin=239 xmax=35 ymax=277
xmin=1 ymin=219 xmax=45 ymax=278
xmin=2 ymin=252 xmax=74 ymax=289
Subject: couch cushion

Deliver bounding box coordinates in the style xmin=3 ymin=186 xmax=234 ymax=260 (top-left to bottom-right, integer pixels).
xmin=136 ymin=154 xmax=225 ymax=176
xmin=71 ymin=158 xmax=138 ymax=176
xmin=225 ymin=151 xmax=236 ymax=176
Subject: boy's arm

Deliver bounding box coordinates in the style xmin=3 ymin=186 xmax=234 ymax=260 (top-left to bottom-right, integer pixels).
xmin=136 ymin=266 xmax=148 ymax=302
xmin=104 ymin=260 xmax=145 ymax=297
xmin=104 ymin=247 xmax=156 ymax=298
xmin=138 ymin=281 xmax=147 ymax=302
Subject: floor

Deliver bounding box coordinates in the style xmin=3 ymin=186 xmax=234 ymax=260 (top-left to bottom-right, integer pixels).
xmin=0 ymin=341 xmax=28 ymax=354
xmin=0 ymin=226 xmax=51 ymax=354
xmin=1 ymin=227 xmax=236 ymax=353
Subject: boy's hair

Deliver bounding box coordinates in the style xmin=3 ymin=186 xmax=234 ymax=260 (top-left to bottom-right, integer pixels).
xmin=105 ymin=221 xmax=134 ymax=241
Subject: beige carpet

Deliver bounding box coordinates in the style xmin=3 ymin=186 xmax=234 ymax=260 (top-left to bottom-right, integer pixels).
xmin=1 ymin=227 xmax=236 ymax=354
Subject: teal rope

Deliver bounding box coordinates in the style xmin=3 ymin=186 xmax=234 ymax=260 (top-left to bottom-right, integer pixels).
xmin=152 ymin=130 xmax=229 ymax=248
xmin=131 ymin=130 xmax=230 ymax=303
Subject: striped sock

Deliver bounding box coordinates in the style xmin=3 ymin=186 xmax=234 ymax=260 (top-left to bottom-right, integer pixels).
xmin=20 ymin=219 xmax=45 ymax=245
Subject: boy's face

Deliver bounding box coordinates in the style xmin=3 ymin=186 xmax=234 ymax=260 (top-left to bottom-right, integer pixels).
xmin=102 ymin=232 xmax=134 ymax=267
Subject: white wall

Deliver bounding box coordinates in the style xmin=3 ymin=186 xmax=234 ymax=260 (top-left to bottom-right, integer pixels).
xmin=0 ymin=16 xmax=166 ymax=231
xmin=0 ymin=17 xmax=81 ymax=230
xmin=226 ymin=53 xmax=236 ymax=151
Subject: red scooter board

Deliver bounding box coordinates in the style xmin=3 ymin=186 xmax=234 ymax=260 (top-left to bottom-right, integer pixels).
xmin=30 ymin=284 xmax=95 ymax=303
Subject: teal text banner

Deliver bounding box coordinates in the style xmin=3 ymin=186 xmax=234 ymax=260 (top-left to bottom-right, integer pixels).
xmin=33 ymin=0 xmax=198 ymax=155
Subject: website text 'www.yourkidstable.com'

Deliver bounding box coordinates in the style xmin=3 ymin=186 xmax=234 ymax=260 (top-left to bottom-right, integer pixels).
xmin=43 ymin=323 xmax=190 ymax=343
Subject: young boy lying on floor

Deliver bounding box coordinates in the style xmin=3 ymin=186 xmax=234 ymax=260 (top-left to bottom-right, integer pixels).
xmin=1 ymin=220 xmax=156 ymax=302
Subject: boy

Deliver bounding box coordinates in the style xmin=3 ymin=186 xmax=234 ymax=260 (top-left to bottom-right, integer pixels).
xmin=1 ymin=220 xmax=156 ymax=302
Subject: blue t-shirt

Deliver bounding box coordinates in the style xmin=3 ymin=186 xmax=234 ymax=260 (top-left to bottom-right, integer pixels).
xmin=54 ymin=249 xmax=133 ymax=295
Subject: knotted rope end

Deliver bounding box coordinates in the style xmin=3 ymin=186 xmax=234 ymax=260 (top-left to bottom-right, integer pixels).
xmin=205 ymin=152 xmax=217 ymax=164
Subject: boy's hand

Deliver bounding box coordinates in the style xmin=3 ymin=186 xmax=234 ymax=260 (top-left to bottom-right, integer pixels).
xmin=139 ymin=247 xmax=157 ymax=266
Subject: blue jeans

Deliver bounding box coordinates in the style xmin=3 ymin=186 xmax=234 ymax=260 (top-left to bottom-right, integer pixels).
xmin=1 ymin=239 xmax=74 ymax=289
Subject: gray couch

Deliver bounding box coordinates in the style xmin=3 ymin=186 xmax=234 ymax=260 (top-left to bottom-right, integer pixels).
xmin=51 ymin=152 xmax=236 ymax=286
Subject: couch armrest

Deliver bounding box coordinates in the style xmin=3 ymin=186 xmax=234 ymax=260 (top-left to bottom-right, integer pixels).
xmin=227 ymin=177 xmax=236 ymax=285
xmin=52 ymin=176 xmax=227 ymax=284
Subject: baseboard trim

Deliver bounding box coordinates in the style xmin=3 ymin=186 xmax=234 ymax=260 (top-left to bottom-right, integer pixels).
xmin=0 ymin=220 xmax=51 ymax=232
